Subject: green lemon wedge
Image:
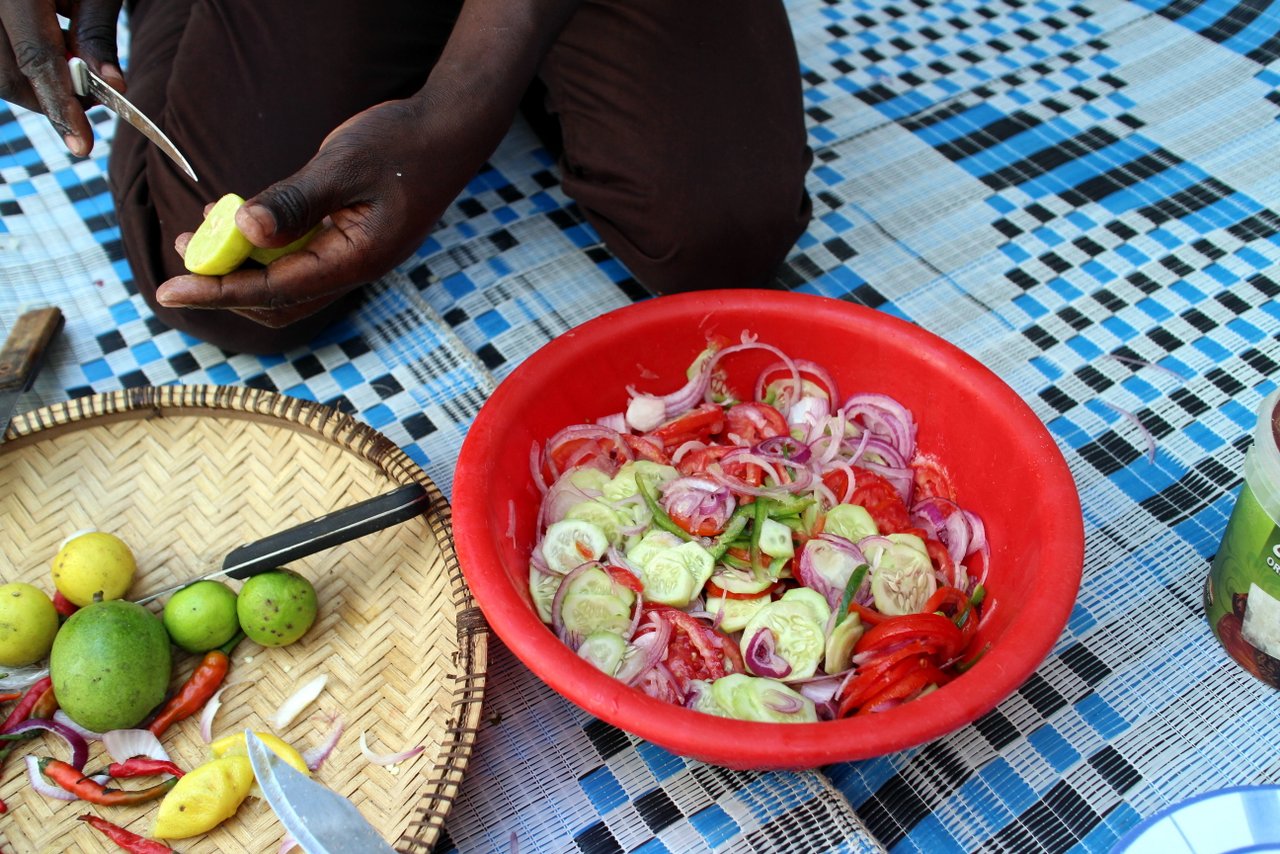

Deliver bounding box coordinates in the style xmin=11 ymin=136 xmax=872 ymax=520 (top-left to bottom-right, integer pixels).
xmin=248 ymin=224 xmax=321 ymax=265
xmin=184 ymin=193 xmax=253 ymax=275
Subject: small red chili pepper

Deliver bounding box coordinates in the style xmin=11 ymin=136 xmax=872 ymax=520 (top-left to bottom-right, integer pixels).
xmin=0 ymin=677 xmax=53 ymax=732
xmin=98 ymin=757 xmax=185 ymax=779
xmin=29 ymin=684 xmax=59 ymax=721
xmin=147 ymin=633 xmax=242 ymax=738
xmin=38 ymin=758 xmax=176 ymax=805
xmin=53 ymin=590 xmax=80 ymax=617
xmin=0 ymin=692 xmax=21 ymax=703
xmin=78 ymin=814 xmax=175 ymax=853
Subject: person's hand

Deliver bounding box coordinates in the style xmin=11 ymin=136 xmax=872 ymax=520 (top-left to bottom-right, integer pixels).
xmin=0 ymin=0 xmax=125 ymax=156
xmin=157 ymin=96 xmax=488 ymax=328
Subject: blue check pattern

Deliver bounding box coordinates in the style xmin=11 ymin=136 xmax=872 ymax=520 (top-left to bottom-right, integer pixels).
xmin=5 ymin=0 xmax=1280 ymax=851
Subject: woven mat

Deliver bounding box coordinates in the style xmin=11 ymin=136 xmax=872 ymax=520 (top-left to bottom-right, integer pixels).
xmin=7 ymin=0 xmax=1280 ymax=851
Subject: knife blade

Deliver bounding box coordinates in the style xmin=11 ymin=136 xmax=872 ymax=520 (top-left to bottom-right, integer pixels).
xmin=132 ymin=481 xmax=431 ymax=605
xmin=247 ymin=730 xmax=398 ymax=854
xmin=0 ymin=307 xmax=64 ymax=444
xmin=68 ymin=57 xmax=199 ymax=183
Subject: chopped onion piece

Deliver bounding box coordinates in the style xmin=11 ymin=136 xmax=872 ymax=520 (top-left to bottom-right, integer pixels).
xmin=0 ymin=664 xmax=50 ymax=692
xmin=200 ymin=685 xmax=229 ymax=744
xmin=7 ymin=719 xmax=90 ymax=770
xmin=53 ymin=710 xmax=103 ymax=741
xmin=271 ymin=674 xmax=329 ymax=730
xmin=102 ymin=728 xmax=170 ymax=764
xmin=359 ymin=731 xmax=424 ymax=767
xmin=302 ymin=713 xmax=345 ymax=772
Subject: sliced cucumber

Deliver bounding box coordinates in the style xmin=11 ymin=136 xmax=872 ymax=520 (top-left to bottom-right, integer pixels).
xmin=567 ymin=467 xmax=611 ymax=492
xmin=578 ymin=631 xmax=628 ymax=676
xmin=560 ymin=592 xmax=633 ymax=637
xmin=638 ymin=541 xmax=714 ymax=607
xmin=709 ymin=674 xmax=818 ymax=723
xmin=529 ymin=566 xmax=562 ymax=624
xmin=825 ymin=611 xmax=864 ymax=673
xmin=740 ymin=599 xmax=826 ymax=680
xmin=565 ymin=500 xmax=626 ymax=545
xmin=709 ymin=566 xmax=778 ymax=596
xmin=686 ymin=679 xmax=728 ymax=717
xmin=602 ymin=460 xmax=679 ymax=503
xmin=706 ymin=591 xmax=772 ymax=634
xmin=757 ymin=517 xmax=795 ymax=561
xmin=823 ymin=504 xmax=878 ymax=543
xmin=778 ymin=586 xmax=831 ymax=625
xmin=865 ymin=533 xmax=936 ymax=615
xmin=540 ymin=518 xmax=609 ymax=574
xmin=625 ymin=529 xmax=684 ymax=569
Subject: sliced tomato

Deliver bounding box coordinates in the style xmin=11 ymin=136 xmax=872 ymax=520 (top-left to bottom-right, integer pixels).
xmin=911 ymin=453 xmax=956 ymax=503
xmin=838 ymin=654 xmax=927 ymax=717
xmin=847 ymin=601 xmax=889 ymax=626
xmin=676 ymin=444 xmax=764 ymax=496
xmin=723 ymin=402 xmax=789 ymax=445
xmin=924 ymin=538 xmax=960 ymax=588
xmin=646 ymin=403 xmax=725 ymax=451
xmin=822 ymin=468 xmax=854 ymax=504
xmin=849 ymin=468 xmax=912 ymax=533
xmin=856 ymin=664 xmax=948 ymax=714
xmin=623 ymin=433 xmax=671 ymax=464
xmin=606 ymin=565 xmax=645 ymax=594
xmin=548 ymin=435 xmax=628 ymax=476
xmin=667 ymin=508 xmax=725 ymax=537
xmin=855 ymin=612 xmax=965 ymax=661
xmin=645 ymin=604 xmax=745 ymax=695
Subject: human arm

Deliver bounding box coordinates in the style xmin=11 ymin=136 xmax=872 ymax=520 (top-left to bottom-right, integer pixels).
xmin=156 ymin=0 xmax=584 ymax=327
xmin=0 ymin=0 xmax=125 ymax=156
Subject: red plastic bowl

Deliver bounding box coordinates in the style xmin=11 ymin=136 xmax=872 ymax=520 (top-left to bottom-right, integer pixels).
xmin=453 ymin=290 xmax=1083 ymax=769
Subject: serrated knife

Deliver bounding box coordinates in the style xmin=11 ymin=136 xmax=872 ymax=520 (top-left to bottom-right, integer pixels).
xmin=68 ymin=57 xmax=199 ymax=183
xmin=0 ymin=307 xmax=64 ymax=443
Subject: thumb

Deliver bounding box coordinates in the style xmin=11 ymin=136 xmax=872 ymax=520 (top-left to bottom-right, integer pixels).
xmin=236 ymin=150 xmax=357 ymax=248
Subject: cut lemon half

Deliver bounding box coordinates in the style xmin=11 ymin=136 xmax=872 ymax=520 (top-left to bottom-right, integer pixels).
xmin=249 ymin=223 xmax=321 ymax=265
xmin=184 ymin=193 xmax=252 ymax=275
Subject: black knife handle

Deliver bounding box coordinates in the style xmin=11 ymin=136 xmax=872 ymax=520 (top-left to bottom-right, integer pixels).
xmin=223 ymin=481 xmax=430 ymax=581
xmin=0 ymin=307 xmax=63 ymax=392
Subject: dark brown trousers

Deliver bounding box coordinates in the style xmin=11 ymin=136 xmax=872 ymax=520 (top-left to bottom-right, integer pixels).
xmin=110 ymin=0 xmax=813 ymax=353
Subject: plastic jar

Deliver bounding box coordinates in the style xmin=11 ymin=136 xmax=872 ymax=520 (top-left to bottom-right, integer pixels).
xmin=1204 ymin=387 xmax=1280 ymax=687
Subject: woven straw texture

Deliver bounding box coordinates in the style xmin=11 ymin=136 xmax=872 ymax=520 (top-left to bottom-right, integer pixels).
xmin=0 ymin=386 xmax=487 ymax=853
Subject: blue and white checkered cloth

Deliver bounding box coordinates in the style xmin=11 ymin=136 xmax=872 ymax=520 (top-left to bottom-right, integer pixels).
xmin=6 ymin=0 xmax=1280 ymax=851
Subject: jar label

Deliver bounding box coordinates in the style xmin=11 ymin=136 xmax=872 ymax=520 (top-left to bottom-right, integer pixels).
xmin=1205 ymin=481 xmax=1280 ymax=687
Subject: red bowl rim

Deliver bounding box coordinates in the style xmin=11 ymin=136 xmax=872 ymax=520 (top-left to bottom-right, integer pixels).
xmin=453 ymin=291 xmax=1083 ymax=769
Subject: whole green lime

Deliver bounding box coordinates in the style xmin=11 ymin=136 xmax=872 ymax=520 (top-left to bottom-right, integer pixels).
xmin=236 ymin=570 xmax=317 ymax=647
xmin=50 ymin=599 xmax=172 ymax=732
xmin=163 ymin=580 xmax=241 ymax=653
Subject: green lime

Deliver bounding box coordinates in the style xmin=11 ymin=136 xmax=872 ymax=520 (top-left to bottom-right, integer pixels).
xmin=184 ymin=193 xmax=252 ymax=275
xmin=248 ymin=224 xmax=321 ymax=265
xmin=0 ymin=582 xmax=59 ymax=666
xmin=236 ymin=570 xmax=317 ymax=647
xmin=163 ymin=580 xmax=241 ymax=653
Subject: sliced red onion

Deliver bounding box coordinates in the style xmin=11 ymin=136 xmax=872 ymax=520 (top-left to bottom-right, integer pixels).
xmin=842 ymin=393 xmax=917 ymax=458
xmin=792 ymin=674 xmax=845 ymax=705
xmin=530 ymin=442 xmax=547 ymax=495
xmin=102 ymin=728 xmax=170 ymax=764
xmin=359 ymin=731 xmax=424 ymax=767
xmin=787 ymin=396 xmax=831 ymax=436
xmin=796 ymin=535 xmax=866 ymax=611
xmin=635 ymin=661 xmax=684 ymax=704
xmin=625 ymin=347 xmax=717 ymax=431
xmin=625 ymin=395 xmax=668 ymax=432
xmin=271 ymin=674 xmax=329 ymax=730
xmin=762 ymin=688 xmax=804 ymax=715
xmin=911 ymin=496 xmax=973 ymax=564
xmin=745 ymin=628 xmax=792 ymax=679
xmin=615 ymin=616 xmax=672 ymax=685
xmin=753 ymin=435 xmax=812 ymax=464
xmin=7 ymin=719 xmax=90 ymax=770
xmin=543 ymin=425 xmax=630 ymax=478
xmin=596 ymin=411 xmax=628 ymax=433
xmin=661 ymin=477 xmax=736 ymax=533
xmin=302 ymin=713 xmax=345 ymax=772
xmin=754 ymin=358 xmax=840 ymax=407
xmin=53 ymin=710 xmax=103 ymax=741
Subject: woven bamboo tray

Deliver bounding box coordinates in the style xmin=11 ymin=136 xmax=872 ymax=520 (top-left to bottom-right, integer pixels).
xmin=0 ymin=386 xmax=488 ymax=853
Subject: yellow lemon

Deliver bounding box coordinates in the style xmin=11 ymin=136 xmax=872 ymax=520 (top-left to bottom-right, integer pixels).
xmin=51 ymin=531 xmax=137 ymax=607
xmin=211 ymin=730 xmax=310 ymax=777
xmin=184 ymin=193 xmax=253 ymax=275
xmin=152 ymin=755 xmax=254 ymax=839
xmin=0 ymin=582 xmax=59 ymax=666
